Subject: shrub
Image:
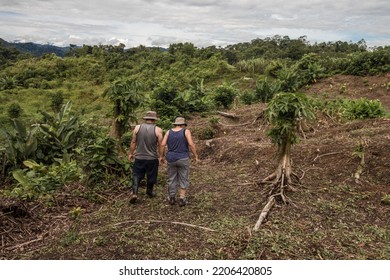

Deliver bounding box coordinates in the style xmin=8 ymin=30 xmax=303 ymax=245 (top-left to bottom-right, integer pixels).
xmin=343 ymin=98 xmax=386 ymax=120
xmin=240 ymin=90 xmax=256 ymax=105
xmin=343 ymin=49 xmax=390 ymax=76
xmin=0 ymin=75 xmax=17 ymax=90
xmin=255 ymin=77 xmax=281 ymax=103
xmin=198 ymin=126 xmax=216 ymax=140
xmin=236 ymin=58 xmax=268 ymax=74
xmin=213 ymin=83 xmax=238 ymax=109
xmin=7 ymin=102 xmax=23 ymax=119
xmin=82 ymin=135 xmax=128 ymax=187
xmin=276 ymin=67 xmax=300 ymax=92
xmin=313 ymin=97 xmax=386 ymax=120
xmin=10 ymin=159 xmax=82 ymax=200
xmin=51 ymin=91 xmax=64 ymax=113
xmin=265 ymin=60 xmax=284 ymax=78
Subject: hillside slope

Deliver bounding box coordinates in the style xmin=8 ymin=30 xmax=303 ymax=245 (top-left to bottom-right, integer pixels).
xmin=1 ymin=74 xmax=389 ymax=260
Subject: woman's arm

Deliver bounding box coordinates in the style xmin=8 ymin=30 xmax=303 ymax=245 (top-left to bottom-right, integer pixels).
xmin=185 ymin=129 xmax=199 ymax=162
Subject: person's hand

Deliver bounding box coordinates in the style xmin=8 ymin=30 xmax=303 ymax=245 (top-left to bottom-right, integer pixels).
xmin=128 ymin=154 xmax=134 ymax=161
xmin=194 ymin=157 xmax=200 ymax=164
xmin=159 ymin=157 xmax=165 ymax=164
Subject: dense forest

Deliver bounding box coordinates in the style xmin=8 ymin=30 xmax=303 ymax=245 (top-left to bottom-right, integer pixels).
xmin=0 ymin=35 xmax=389 ymax=259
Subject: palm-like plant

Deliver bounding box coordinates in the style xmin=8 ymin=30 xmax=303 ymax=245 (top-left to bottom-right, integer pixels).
xmin=254 ymin=92 xmax=315 ymax=230
xmin=0 ymin=75 xmax=17 ymax=90
xmin=103 ymin=78 xmax=145 ymax=139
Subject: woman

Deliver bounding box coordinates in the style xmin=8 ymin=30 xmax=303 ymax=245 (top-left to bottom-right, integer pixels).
xmin=160 ymin=117 xmax=199 ymax=206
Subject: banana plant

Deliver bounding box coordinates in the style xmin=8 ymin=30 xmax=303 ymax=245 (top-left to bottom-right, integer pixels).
xmin=37 ymin=100 xmax=80 ymax=162
xmin=0 ymin=119 xmax=38 ymax=167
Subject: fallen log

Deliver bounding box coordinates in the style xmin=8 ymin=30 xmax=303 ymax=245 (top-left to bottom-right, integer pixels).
xmin=217 ymin=111 xmax=239 ymax=119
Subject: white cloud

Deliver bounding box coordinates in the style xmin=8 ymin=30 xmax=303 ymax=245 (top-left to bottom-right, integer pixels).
xmin=0 ymin=0 xmax=389 ymax=48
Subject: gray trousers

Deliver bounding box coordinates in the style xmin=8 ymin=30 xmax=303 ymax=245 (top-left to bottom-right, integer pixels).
xmin=167 ymin=158 xmax=190 ymax=197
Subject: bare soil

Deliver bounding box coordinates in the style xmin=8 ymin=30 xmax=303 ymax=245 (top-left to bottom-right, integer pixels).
xmin=1 ymin=74 xmax=389 ymax=260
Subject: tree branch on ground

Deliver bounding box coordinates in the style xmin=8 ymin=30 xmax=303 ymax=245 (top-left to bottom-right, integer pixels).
xmin=217 ymin=111 xmax=239 ymax=119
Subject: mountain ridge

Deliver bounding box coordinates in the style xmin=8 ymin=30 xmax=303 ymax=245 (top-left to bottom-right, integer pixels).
xmin=0 ymin=38 xmax=70 ymax=57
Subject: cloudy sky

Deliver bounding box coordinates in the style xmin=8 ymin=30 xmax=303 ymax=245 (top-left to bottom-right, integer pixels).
xmin=1 ymin=0 xmax=389 ymax=48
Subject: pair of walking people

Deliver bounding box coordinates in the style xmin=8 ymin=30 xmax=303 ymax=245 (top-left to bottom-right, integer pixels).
xmin=128 ymin=111 xmax=199 ymax=206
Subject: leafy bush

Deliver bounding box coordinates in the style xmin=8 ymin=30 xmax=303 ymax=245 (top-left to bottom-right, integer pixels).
xmin=150 ymin=99 xmax=180 ymax=121
xmin=381 ymin=195 xmax=390 ymax=205
xmin=0 ymin=75 xmax=17 ymax=90
xmin=296 ymin=53 xmax=321 ymax=70
xmin=10 ymin=159 xmax=82 ymax=200
xmin=51 ymin=91 xmax=64 ymax=113
xmin=235 ymin=58 xmax=268 ymax=74
xmin=156 ymin=116 xmax=176 ymax=131
xmin=255 ymin=77 xmax=281 ymax=102
xmin=276 ymin=67 xmax=300 ymax=92
xmin=312 ymin=97 xmax=386 ymax=120
xmin=343 ymin=49 xmax=390 ymax=75
xmin=198 ymin=126 xmax=216 ymax=140
xmin=174 ymin=79 xmax=212 ymax=114
xmin=343 ymin=98 xmax=386 ymax=120
xmin=265 ymin=60 xmax=284 ymax=78
xmin=7 ymin=102 xmax=23 ymax=119
xmin=294 ymin=53 xmax=327 ymax=85
xmin=240 ymin=89 xmax=256 ymax=105
xmin=213 ymin=83 xmax=238 ymax=109
xmin=82 ymin=135 xmax=129 ymax=187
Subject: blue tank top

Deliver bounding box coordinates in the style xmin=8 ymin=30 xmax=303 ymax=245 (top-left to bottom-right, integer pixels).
xmin=166 ymin=128 xmax=189 ymax=162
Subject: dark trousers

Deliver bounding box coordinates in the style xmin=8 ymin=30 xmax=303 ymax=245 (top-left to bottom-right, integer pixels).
xmin=132 ymin=158 xmax=159 ymax=185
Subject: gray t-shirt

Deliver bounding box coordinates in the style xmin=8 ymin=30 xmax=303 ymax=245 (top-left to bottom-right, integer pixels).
xmin=135 ymin=123 xmax=158 ymax=160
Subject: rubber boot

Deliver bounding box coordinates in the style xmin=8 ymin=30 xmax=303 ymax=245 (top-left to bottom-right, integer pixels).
xmin=146 ymin=183 xmax=156 ymax=198
xmin=130 ymin=176 xmax=140 ymax=204
xmin=169 ymin=196 xmax=176 ymax=205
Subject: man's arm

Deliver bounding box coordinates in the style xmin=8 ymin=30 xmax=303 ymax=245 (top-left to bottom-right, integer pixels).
xmin=128 ymin=125 xmax=140 ymax=161
xmin=155 ymin=127 xmax=164 ymax=154
xmin=159 ymin=130 xmax=169 ymax=163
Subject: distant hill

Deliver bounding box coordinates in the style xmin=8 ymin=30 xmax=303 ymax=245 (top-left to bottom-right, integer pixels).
xmin=0 ymin=38 xmax=70 ymax=57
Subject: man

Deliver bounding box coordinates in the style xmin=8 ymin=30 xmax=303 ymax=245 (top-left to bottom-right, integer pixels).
xmin=160 ymin=116 xmax=199 ymax=206
xmin=128 ymin=111 xmax=163 ymax=204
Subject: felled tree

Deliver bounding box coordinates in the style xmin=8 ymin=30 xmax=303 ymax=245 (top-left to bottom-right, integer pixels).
xmin=254 ymin=92 xmax=315 ymax=231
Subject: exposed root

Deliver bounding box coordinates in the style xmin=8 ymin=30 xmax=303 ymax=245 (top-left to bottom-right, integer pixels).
xmin=254 ymin=140 xmax=299 ymax=231
xmin=254 ymin=171 xmax=293 ymax=231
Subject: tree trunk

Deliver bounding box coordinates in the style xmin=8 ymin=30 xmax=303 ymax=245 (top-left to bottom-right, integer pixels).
xmin=109 ymin=100 xmax=123 ymax=140
xmin=254 ymin=135 xmax=294 ymax=231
